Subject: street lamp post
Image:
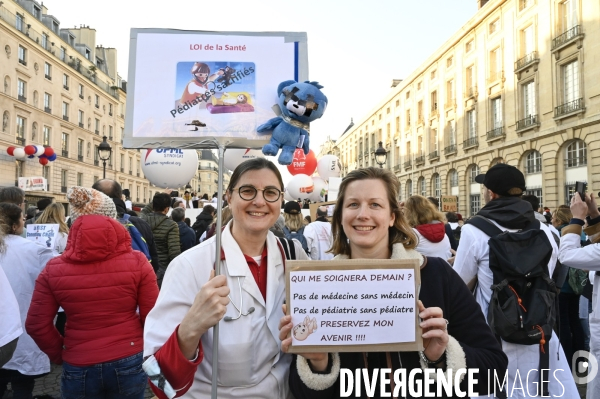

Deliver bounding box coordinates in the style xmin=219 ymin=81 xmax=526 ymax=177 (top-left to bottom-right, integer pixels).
xmin=97 ymin=135 xmax=112 ymax=179
xmin=375 ymin=141 xmax=387 ymax=168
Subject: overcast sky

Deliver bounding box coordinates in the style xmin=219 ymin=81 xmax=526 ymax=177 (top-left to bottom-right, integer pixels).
xmin=43 ymin=0 xmax=477 ymax=176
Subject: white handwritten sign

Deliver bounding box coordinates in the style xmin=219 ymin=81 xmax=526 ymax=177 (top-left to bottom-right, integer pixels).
xmin=26 ymin=224 xmax=59 ymax=251
xmin=286 ymin=259 xmax=423 ymax=353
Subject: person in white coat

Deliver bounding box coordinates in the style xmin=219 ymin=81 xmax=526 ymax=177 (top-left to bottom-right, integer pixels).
xmin=303 ymin=206 xmax=334 ymax=260
xmin=558 ymin=192 xmax=600 ymax=399
xmin=144 ymin=158 xmax=309 ymax=399
xmin=0 ymin=266 xmax=21 ymax=368
xmin=453 ymin=164 xmax=578 ymax=398
xmin=0 ymin=203 xmax=55 ymax=399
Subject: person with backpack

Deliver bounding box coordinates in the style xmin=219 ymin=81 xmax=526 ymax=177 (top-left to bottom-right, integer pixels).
xmin=171 ymin=208 xmax=196 ymax=252
xmin=453 ymin=163 xmax=578 ymax=398
xmin=282 ymin=201 xmax=310 ymax=256
xmin=93 ymin=179 xmax=160 ymax=273
xmin=191 ymin=204 xmax=215 ymax=244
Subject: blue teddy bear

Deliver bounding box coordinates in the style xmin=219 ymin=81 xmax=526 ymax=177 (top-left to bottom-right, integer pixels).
xmin=258 ymin=80 xmax=327 ymax=165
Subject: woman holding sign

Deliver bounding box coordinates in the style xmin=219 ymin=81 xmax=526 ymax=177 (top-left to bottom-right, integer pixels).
xmin=279 ymin=167 xmax=507 ymax=398
xmin=143 ymin=158 xmax=309 ymax=399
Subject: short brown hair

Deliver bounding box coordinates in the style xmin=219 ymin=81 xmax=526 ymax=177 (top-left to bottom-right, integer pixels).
xmin=404 ymin=195 xmax=446 ymax=227
xmin=330 ymin=167 xmax=417 ymax=256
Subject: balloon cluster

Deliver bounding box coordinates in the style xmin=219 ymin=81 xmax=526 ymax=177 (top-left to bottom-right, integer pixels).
xmin=286 ymin=149 xmax=341 ymax=202
xmin=7 ymin=145 xmax=57 ymax=165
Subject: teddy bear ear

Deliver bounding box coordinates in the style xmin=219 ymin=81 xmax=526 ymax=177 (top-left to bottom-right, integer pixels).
xmin=277 ymin=80 xmax=297 ymax=95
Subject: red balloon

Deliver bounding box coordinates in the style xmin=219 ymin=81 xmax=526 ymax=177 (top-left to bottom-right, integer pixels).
xmin=7 ymin=146 xmax=15 ymax=156
xmin=287 ymin=149 xmax=317 ymax=176
xmin=24 ymin=145 xmax=36 ymax=155
xmin=44 ymin=147 xmax=55 ymax=157
xmin=39 ymin=157 xmax=49 ymax=166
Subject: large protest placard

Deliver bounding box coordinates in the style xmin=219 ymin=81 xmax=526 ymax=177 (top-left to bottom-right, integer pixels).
xmin=26 ymin=224 xmax=58 ymax=250
xmin=286 ymin=259 xmax=423 ymax=353
xmin=18 ymin=177 xmax=47 ymax=191
xmin=124 ymin=29 xmax=308 ymax=149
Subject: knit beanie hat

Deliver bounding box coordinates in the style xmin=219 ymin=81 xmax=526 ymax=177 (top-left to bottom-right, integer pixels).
xmin=67 ymin=186 xmax=117 ymax=222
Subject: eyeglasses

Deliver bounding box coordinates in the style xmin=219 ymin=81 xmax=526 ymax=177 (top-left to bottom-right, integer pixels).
xmin=232 ymin=185 xmax=282 ymax=203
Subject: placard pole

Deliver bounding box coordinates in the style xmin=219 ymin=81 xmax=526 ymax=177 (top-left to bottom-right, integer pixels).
xmin=211 ymin=144 xmax=226 ymax=399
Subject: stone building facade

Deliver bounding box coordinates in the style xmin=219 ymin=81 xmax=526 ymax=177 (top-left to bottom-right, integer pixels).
xmin=323 ymin=0 xmax=599 ymax=216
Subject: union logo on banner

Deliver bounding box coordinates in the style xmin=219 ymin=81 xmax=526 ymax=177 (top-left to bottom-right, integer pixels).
xmin=18 ymin=177 xmax=47 ymax=191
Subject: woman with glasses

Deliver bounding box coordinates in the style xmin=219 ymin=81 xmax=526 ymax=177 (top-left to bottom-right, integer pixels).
xmin=144 ymin=158 xmax=309 ymax=399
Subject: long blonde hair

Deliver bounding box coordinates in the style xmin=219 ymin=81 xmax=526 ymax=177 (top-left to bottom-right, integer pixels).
xmin=284 ymin=212 xmax=304 ymax=232
xmin=36 ymin=203 xmax=69 ymax=234
xmin=330 ymin=167 xmax=417 ymax=256
xmin=404 ymin=195 xmax=446 ymax=227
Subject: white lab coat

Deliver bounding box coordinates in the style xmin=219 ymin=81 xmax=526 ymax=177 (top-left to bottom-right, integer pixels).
xmin=558 ymin=232 xmax=600 ymax=399
xmin=144 ymin=222 xmax=309 ymax=398
xmin=454 ymin=221 xmax=579 ymax=398
xmin=303 ymin=221 xmax=333 ymax=260
xmin=1 ymin=235 xmax=55 ymax=375
xmin=0 ymin=267 xmax=22 ymax=349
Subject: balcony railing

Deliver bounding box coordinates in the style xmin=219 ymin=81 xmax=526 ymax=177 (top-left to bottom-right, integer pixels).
xmin=515 ymin=51 xmax=539 ymax=71
xmin=95 ymin=104 xmax=100 ymax=109
xmin=393 ymin=165 xmax=401 ymax=172
xmin=18 ymin=59 xmax=27 ymax=66
xmin=45 ymin=74 xmax=51 ymax=80
xmin=61 ymin=186 xmax=67 ymax=193
xmin=137 ymin=172 xmax=140 ymax=177
xmin=525 ymin=164 xmax=542 ymax=174
xmin=62 ymin=150 xmax=69 ymax=157
xmin=129 ymin=170 xmax=133 ymax=175
xmin=415 ymin=154 xmax=425 ymax=165
xmin=120 ymin=167 xmax=124 ymax=172
xmin=554 ymin=98 xmax=584 ymax=118
xmin=428 ymin=150 xmax=439 ymax=160
xmin=79 ymin=122 xmax=84 ymax=128
xmin=214 ymin=179 xmax=219 ymax=184
xmin=565 ymin=157 xmax=587 ymax=169
xmin=465 ymin=86 xmax=477 ymax=99
xmin=463 ymin=137 xmax=478 ymax=149
xmin=78 ymin=155 xmax=84 ymax=161
xmin=44 ymin=107 xmax=51 ymax=114
xmin=486 ymin=126 xmax=505 ymax=140
xmin=63 ymin=85 xmax=69 ymax=91
xmin=403 ymin=160 xmax=412 ymax=169
xmin=552 ymin=25 xmax=582 ymax=50
xmin=95 ymin=130 xmax=100 ymax=135
xmin=16 ymin=137 xmax=26 ymax=146
xmin=516 ymin=114 xmax=538 ymax=131
xmin=94 ymin=160 xmax=99 ymax=166
xmin=18 ymin=95 xmax=27 ymax=103
xmin=79 ymin=94 xmax=84 ymax=99
xmin=62 ymin=115 xmax=69 ymax=122
xmin=109 ymin=112 xmax=113 ymax=116
xmin=109 ymin=136 xmax=113 ymax=141
xmin=444 ymin=144 xmax=457 ymax=155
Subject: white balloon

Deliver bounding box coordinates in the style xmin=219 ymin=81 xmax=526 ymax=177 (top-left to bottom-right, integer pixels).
xmin=13 ymin=148 xmax=26 ymax=159
xmin=310 ymin=177 xmax=329 ymax=202
xmin=286 ymin=174 xmax=314 ymax=201
xmin=224 ymin=148 xmax=264 ymax=171
xmin=284 ymin=188 xmax=295 ymax=202
xmin=34 ymin=145 xmax=45 ymax=157
xmin=317 ymin=155 xmax=342 ymax=181
xmin=141 ymin=149 xmax=198 ymax=189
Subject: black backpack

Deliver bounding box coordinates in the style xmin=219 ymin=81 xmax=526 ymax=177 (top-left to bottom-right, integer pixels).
xmin=467 ymin=215 xmax=558 ymax=397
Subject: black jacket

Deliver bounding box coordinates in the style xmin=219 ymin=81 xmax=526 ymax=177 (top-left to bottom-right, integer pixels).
xmin=445 ymin=223 xmax=458 ymax=251
xmin=289 ymin=257 xmax=508 ymax=399
xmin=191 ymin=211 xmax=214 ymax=243
xmin=112 ymin=198 xmax=160 ymax=272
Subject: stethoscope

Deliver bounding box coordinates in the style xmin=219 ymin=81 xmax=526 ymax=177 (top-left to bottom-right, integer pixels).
xmin=223 ymin=277 xmax=255 ymax=322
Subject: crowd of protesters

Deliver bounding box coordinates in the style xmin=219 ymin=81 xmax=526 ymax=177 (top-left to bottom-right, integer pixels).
xmin=0 ymin=160 xmax=598 ymax=398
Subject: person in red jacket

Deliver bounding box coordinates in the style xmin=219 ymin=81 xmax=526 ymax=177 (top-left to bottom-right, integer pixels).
xmin=25 ymin=187 xmax=159 ymax=399
xmin=403 ymin=194 xmax=453 ymax=260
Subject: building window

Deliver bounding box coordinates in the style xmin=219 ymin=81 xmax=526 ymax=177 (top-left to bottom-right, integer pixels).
xmin=42 ymin=166 xmax=50 ymax=185
xmin=465 ymin=40 xmax=474 ymax=53
xmin=562 ymin=60 xmax=580 ymax=105
xmin=406 ymin=180 xmax=413 ymax=197
xmin=18 ymin=45 xmax=27 ymax=66
xmin=77 ymin=172 xmax=83 ymax=186
xmin=469 ymin=165 xmax=480 ymax=183
xmin=15 ymin=160 xmax=24 ymax=182
xmin=78 ymin=139 xmax=84 ymax=159
xmin=446 ymin=80 xmax=454 ymax=107
xmin=406 ymin=91 xmax=410 ymax=99
xmin=466 ymin=109 xmax=476 ymax=139
xmin=489 ymin=18 xmax=500 ymax=34
xmin=78 ymin=110 xmax=84 ymax=126
xmin=521 ymin=25 xmax=535 ymax=57
xmin=43 ymin=126 xmax=51 ymax=146
xmin=526 ymin=150 xmax=542 ymax=174
xmin=42 ymin=33 xmax=49 ymax=50
xmin=44 ymin=93 xmax=51 ymax=112
xmin=433 ymin=174 xmax=441 ymax=201
xmin=109 ymin=103 xmax=113 ymax=116
xmin=33 ymin=6 xmax=41 ymax=19
xmin=470 ymin=195 xmax=481 ymax=215
xmin=491 ymin=97 xmax=503 ymax=129
xmin=16 ymin=13 xmax=24 ymax=31
xmin=78 ymin=84 xmax=84 ymax=98
xmin=489 ymin=48 xmax=502 ymax=82
xmin=95 ymin=119 xmax=100 ymax=134
xmin=109 ymin=125 xmax=113 ymax=140
xmin=430 ymin=69 xmax=437 ymax=80
xmin=525 ymin=188 xmax=543 ymax=208
xmin=450 ymin=170 xmax=459 ymax=187
xmin=406 ymin=110 xmax=411 ymax=127
xmin=17 ymin=79 xmax=26 ymax=102
xmin=44 ymin=63 xmax=52 ymax=80
xmin=16 ymin=116 xmax=26 ymax=142
xmin=430 ymin=128 xmax=438 ymax=152
xmin=62 ymin=102 xmax=69 ymax=120
xmin=466 ymin=66 xmax=475 ymax=97
xmin=61 ymin=170 xmax=68 ymax=192
xmin=61 ymin=133 xmax=69 ymax=152
xmin=417 ymin=81 xmax=422 ymax=91
xmin=63 ymin=74 xmax=69 ymax=90
xmin=565 ymin=140 xmax=586 ymax=168
xmin=560 ymin=0 xmax=578 ymax=33
xmin=431 ymin=91 xmax=438 ymax=112
xmin=419 ymin=178 xmax=427 ymax=196
xmin=446 ymin=56 xmax=453 ymax=68
xmin=95 ymin=95 xmax=100 ymax=108
xmin=60 ymin=46 xmax=66 ymax=61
